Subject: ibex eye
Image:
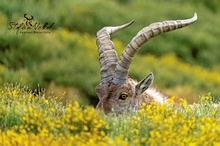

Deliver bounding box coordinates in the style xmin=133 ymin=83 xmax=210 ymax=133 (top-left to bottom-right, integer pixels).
xmin=119 ymin=94 xmax=128 ymax=100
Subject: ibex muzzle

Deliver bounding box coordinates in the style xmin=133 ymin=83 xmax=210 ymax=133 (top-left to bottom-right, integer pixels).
xmin=96 ymin=13 xmax=197 ymax=114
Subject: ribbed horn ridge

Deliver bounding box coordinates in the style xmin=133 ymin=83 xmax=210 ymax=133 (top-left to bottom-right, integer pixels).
xmin=113 ymin=13 xmax=197 ymax=84
xmin=96 ymin=20 xmax=134 ymax=83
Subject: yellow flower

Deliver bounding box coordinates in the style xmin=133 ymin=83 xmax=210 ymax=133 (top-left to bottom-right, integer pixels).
xmin=12 ymin=90 xmax=18 ymax=97
xmin=45 ymin=100 xmax=49 ymax=105
xmin=83 ymin=125 xmax=88 ymax=131
xmin=189 ymin=142 xmax=197 ymax=146
xmin=141 ymin=137 xmax=147 ymax=143
xmin=115 ymin=135 xmax=129 ymax=146
xmin=50 ymin=107 xmax=55 ymax=112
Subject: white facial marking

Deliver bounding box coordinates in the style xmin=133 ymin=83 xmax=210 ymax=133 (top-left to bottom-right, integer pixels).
xmin=145 ymin=88 xmax=166 ymax=104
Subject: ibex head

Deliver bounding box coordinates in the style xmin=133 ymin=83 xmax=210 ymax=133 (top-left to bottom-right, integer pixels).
xmin=96 ymin=13 xmax=197 ymax=114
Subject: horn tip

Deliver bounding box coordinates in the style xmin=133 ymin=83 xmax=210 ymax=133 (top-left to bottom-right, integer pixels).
xmin=126 ymin=20 xmax=135 ymax=27
xmin=193 ymin=12 xmax=197 ymax=20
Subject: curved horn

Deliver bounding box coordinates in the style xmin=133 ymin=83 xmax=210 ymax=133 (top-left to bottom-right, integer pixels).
xmin=113 ymin=13 xmax=197 ymax=84
xmin=96 ymin=20 xmax=134 ymax=83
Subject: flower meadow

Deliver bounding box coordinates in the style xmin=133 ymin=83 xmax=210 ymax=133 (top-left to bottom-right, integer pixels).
xmin=1 ymin=84 xmax=220 ymax=146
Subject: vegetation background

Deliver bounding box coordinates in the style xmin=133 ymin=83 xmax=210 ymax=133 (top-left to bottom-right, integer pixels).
xmin=1 ymin=0 xmax=220 ymax=105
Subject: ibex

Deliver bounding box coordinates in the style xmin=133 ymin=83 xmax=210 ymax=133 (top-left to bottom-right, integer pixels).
xmin=96 ymin=13 xmax=197 ymax=114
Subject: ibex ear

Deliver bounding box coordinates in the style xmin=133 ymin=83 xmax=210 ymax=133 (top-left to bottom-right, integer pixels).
xmin=135 ymin=72 xmax=154 ymax=96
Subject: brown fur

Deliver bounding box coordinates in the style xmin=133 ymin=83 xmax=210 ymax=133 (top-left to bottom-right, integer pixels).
xmin=96 ymin=77 xmax=167 ymax=114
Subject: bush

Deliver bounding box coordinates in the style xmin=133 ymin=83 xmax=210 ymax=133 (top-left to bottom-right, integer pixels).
xmin=1 ymin=85 xmax=220 ymax=145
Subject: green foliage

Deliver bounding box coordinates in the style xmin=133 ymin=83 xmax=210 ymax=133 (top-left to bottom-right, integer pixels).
xmin=1 ymin=86 xmax=220 ymax=145
xmin=103 ymin=95 xmax=220 ymax=145
xmin=0 ymin=0 xmax=220 ymax=103
xmin=130 ymin=54 xmax=220 ymax=101
xmin=0 ymin=84 xmax=111 ymax=145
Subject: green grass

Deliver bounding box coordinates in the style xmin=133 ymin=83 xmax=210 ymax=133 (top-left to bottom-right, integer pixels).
xmin=0 ymin=84 xmax=220 ymax=145
xmin=1 ymin=0 xmax=220 ymax=103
